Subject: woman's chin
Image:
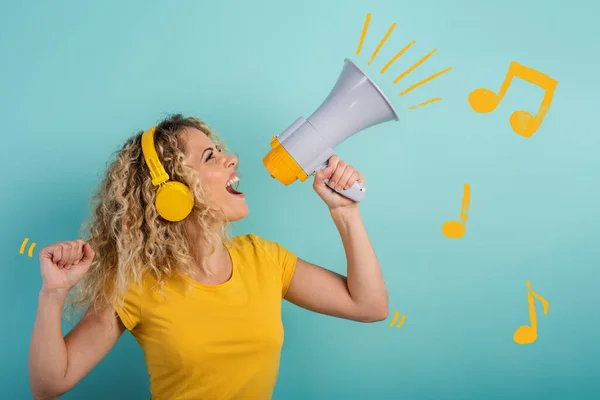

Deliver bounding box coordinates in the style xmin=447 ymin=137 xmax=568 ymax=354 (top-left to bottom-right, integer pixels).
xmin=225 ymin=204 xmax=249 ymax=222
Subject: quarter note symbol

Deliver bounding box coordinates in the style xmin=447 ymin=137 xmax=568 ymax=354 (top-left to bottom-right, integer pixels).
xmin=514 ymin=280 xmax=549 ymax=345
xmin=468 ymin=61 xmax=558 ymax=138
xmin=442 ymin=183 xmax=470 ymax=239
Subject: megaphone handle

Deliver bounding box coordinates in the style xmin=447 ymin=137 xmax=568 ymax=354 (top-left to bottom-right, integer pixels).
xmin=318 ymin=158 xmax=366 ymax=202
xmin=326 ymin=178 xmax=366 ymax=202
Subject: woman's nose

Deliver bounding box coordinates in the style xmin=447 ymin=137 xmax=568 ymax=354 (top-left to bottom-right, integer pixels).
xmin=225 ymin=153 xmax=237 ymax=167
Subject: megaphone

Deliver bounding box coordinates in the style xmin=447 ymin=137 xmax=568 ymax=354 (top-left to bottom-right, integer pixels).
xmin=263 ymin=58 xmax=399 ymax=202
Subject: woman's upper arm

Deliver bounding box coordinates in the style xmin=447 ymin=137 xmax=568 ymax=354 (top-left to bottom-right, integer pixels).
xmin=284 ymin=257 xmax=361 ymax=320
xmin=59 ymin=302 xmax=126 ymax=394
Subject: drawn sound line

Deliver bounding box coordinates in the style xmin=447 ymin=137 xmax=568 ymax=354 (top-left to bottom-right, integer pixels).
xmin=388 ymin=310 xmax=406 ymax=328
xmin=355 ymin=12 xmax=452 ymax=110
xmin=381 ymin=40 xmax=415 ymax=74
xmin=409 ymin=97 xmax=441 ymax=110
xmin=19 ymin=237 xmax=37 ymax=257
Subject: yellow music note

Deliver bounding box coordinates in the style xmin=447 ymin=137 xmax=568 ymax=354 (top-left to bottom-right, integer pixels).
xmin=468 ymin=61 xmax=558 ymax=138
xmin=514 ymin=280 xmax=549 ymax=345
xmin=442 ymin=183 xmax=470 ymax=239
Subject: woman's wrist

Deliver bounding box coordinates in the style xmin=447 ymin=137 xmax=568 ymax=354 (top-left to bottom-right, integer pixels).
xmin=329 ymin=204 xmax=360 ymax=221
xmin=40 ymin=285 xmax=69 ymax=302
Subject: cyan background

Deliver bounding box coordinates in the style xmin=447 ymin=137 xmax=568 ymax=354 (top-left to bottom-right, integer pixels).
xmin=1 ymin=0 xmax=598 ymax=399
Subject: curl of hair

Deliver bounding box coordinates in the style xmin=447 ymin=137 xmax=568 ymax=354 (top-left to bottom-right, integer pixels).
xmin=64 ymin=113 xmax=237 ymax=323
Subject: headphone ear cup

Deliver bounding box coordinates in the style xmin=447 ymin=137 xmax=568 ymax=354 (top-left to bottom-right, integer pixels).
xmin=155 ymin=181 xmax=194 ymax=222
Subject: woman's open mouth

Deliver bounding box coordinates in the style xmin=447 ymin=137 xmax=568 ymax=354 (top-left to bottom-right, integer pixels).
xmin=226 ymin=176 xmax=244 ymax=197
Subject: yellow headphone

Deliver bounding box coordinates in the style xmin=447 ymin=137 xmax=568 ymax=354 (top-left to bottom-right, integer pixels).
xmin=141 ymin=126 xmax=194 ymax=222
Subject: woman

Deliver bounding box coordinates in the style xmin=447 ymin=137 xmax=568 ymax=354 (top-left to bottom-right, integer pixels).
xmin=28 ymin=114 xmax=388 ymax=399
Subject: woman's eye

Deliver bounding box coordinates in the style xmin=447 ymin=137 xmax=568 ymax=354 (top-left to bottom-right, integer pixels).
xmin=205 ymin=146 xmax=222 ymax=162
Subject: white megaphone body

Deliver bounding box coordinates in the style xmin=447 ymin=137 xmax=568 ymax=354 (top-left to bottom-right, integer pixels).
xmin=263 ymin=58 xmax=399 ymax=202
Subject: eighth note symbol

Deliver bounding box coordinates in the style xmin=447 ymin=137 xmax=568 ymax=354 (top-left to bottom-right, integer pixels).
xmin=468 ymin=61 xmax=558 ymax=138
xmin=514 ymin=280 xmax=549 ymax=345
xmin=442 ymin=183 xmax=470 ymax=239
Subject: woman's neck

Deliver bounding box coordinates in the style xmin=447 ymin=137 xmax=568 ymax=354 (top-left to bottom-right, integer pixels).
xmin=184 ymin=220 xmax=231 ymax=281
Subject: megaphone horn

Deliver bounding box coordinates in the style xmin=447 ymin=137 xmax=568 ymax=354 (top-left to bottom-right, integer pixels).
xmin=263 ymin=58 xmax=399 ymax=202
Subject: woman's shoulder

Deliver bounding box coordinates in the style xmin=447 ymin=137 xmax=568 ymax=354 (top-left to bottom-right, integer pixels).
xmin=227 ymin=233 xmax=280 ymax=254
xmin=228 ymin=233 xmax=263 ymax=248
xmin=228 ymin=233 xmax=294 ymax=258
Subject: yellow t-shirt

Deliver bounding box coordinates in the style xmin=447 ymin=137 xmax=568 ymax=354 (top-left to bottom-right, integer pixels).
xmin=114 ymin=233 xmax=298 ymax=400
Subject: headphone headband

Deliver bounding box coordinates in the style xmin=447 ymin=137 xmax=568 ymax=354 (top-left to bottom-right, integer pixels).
xmin=141 ymin=126 xmax=170 ymax=186
xmin=140 ymin=124 xmax=194 ymax=221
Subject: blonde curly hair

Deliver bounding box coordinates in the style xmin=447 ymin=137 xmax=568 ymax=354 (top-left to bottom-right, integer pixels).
xmin=65 ymin=113 xmax=237 ymax=322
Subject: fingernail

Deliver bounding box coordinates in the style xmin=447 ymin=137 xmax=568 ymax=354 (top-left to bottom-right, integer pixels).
xmin=330 ymin=181 xmax=336 ymax=187
xmin=336 ymin=185 xmax=342 ymax=191
xmin=344 ymin=184 xmax=349 ymax=190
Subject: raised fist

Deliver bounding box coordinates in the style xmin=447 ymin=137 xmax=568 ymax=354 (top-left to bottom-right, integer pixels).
xmin=38 ymin=240 xmax=95 ymax=293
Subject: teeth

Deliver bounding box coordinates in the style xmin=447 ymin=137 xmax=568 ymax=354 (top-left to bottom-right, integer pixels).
xmin=226 ymin=176 xmax=239 ymax=187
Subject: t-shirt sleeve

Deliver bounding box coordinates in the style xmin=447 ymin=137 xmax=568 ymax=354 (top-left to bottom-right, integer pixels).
xmin=111 ymin=281 xmax=143 ymax=331
xmin=251 ymin=234 xmax=298 ymax=297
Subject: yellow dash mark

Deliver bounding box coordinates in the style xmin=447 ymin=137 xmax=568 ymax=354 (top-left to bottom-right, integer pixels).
xmin=356 ymin=13 xmax=371 ymax=56
xmin=408 ymin=97 xmax=441 ymax=110
xmin=368 ymin=22 xmax=396 ymax=65
xmin=388 ymin=310 xmax=406 ymax=328
xmin=28 ymin=242 xmax=36 ymax=257
xmin=389 ymin=310 xmax=400 ymax=326
xmin=20 ymin=238 xmax=29 ymax=254
xmin=396 ymin=314 xmax=406 ymax=328
xmin=399 ymin=67 xmax=452 ymax=96
xmin=393 ymin=48 xmax=438 ymax=84
xmin=380 ymin=40 xmax=416 ymax=74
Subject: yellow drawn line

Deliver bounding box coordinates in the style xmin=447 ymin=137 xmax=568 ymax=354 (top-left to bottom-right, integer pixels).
xmin=389 ymin=310 xmax=406 ymax=328
xmin=409 ymin=97 xmax=441 ymax=110
xmin=20 ymin=237 xmax=36 ymax=257
xmin=399 ymin=67 xmax=452 ymax=96
xmin=356 ymin=13 xmax=371 ymax=55
xmin=20 ymin=238 xmax=29 ymax=254
xmin=380 ymin=40 xmax=416 ymax=74
xmin=368 ymin=22 xmax=396 ymax=65
xmin=393 ymin=48 xmax=438 ymax=84
xmin=396 ymin=314 xmax=406 ymax=328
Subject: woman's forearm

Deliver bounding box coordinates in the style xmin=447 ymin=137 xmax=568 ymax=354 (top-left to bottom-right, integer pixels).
xmin=29 ymin=288 xmax=69 ymax=399
xmin=330 ymin=206 xmax=388 ymax=319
